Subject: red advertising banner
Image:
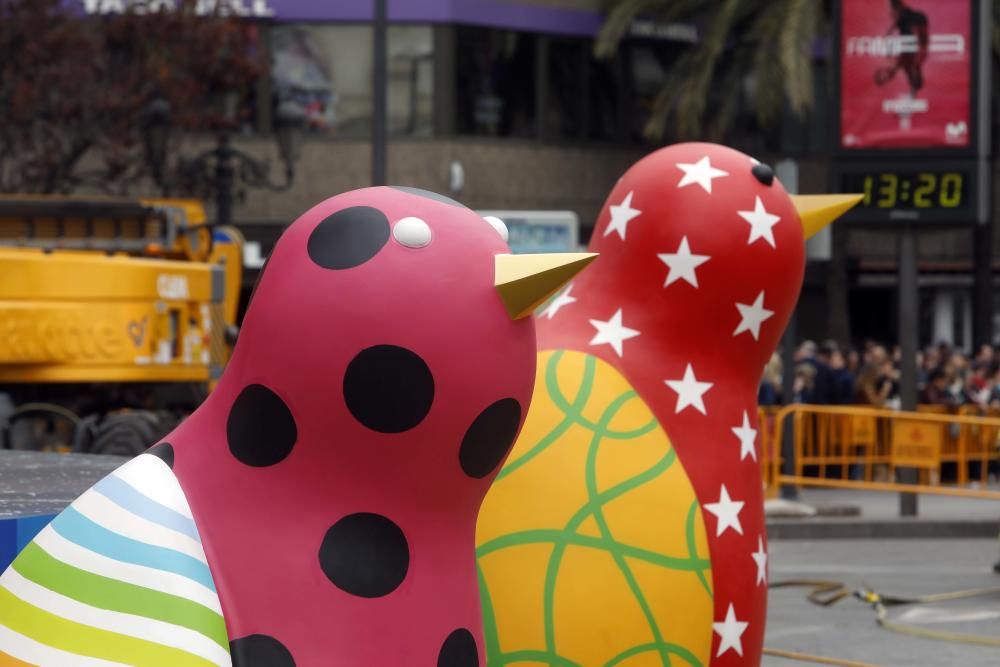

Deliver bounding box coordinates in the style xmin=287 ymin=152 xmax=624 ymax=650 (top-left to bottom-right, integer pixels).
xmin=840 ymin=0 xmax=972 ymax=149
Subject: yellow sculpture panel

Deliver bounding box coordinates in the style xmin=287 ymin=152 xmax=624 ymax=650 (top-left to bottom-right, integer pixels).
xmin=477 ymin=350 xmax=713 ymax=667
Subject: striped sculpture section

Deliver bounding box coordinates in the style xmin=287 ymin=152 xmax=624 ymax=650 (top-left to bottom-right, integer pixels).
xmin=0 ymin=453 xmax=230 ymax=667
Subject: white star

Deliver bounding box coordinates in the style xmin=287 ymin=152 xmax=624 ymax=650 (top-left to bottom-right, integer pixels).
xmin=657 ymin=236 xmax=710 ymax=288
xmin=604 ymin=191 xmax=641 ymax=240
xmin=542 ymin=284 xmax=577 ymax=319
xmin=738 ymin=196 xmax=781 ymax=247
xmin=589 ymin=308 xmax=640 ymax=357
xmin=676 ymin=156 xmax=728 ymax=193
xmin=713 ymin=603 xmax=749 ymax=657
xmin=733 ymin=290 xmax=775 ymax=340
xmin=731 ymin=410 xmax=758 ymax=461
xmin=664 ymin=364 xmax=713 ymax=415
xmin=704 ymin=484 xmax=744 ymax=537
xmin=752 ymin=536 xmax=768 ymax=586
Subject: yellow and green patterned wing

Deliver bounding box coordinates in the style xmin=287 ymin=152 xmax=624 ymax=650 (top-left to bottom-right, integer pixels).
xmin=476 ymin=349 xmax=713 ymax=667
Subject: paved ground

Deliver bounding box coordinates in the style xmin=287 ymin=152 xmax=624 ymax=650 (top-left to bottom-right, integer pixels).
xmin=794 ymin=487 xmax=1000 ymax=521
xmin=0 ymin=450 xmax=126 ymax=517
xmin=768 ymin=488 xmax=1000 ymax=539
xmin=765 ymin=538 xmax=1000 ymax=666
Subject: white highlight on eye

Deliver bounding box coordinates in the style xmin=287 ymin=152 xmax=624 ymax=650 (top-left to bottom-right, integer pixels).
xmin=392 ymin=216 xmax=432 ymax=248
xmin=484 ymin=215 xmax=509 ymax=242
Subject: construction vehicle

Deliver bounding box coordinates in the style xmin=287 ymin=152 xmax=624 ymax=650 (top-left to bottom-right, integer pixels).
xmin=0 ymin=196 xmax=244 ymax=456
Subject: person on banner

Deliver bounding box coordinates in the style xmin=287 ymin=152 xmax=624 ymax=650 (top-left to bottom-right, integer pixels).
xmin=874 ymin=0 xmax=929 ymax=130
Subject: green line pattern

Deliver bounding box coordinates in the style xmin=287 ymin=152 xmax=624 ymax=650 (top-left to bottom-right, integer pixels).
xmin=477 ymin=351 xmax=712 ymax=667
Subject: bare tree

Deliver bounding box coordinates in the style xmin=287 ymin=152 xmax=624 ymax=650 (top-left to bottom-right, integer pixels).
xmin=0 ymin=0 xmax=261 ymax=194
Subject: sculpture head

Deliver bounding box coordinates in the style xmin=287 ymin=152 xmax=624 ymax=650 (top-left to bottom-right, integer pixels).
xmin=578 ymin=142 xmax=860 ymax=384
xmin=218 ymin=186 xmax=594 ymax=505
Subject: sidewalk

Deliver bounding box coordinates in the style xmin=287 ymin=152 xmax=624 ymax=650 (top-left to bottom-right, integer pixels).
xmin=0 ymin=450 xmax=127 ymax=518
xmin=768 ymin=487 xmax=1000 ymax=539
xmin=0 ymin=450 xmax=127 ymax=569
xmin=2 ymin=450 xmax=998 ymax=543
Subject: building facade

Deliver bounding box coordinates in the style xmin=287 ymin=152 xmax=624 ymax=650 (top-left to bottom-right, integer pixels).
xmin=79 ymin=0 xmax=999 ymax=348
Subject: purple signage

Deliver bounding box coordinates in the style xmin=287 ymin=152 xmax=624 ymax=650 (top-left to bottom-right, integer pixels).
xmin=72 ymin=0 xmax=604 ymax=36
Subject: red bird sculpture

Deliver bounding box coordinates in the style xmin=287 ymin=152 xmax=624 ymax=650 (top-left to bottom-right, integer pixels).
xmin=477 ymin=143 xmax=861 ymax=667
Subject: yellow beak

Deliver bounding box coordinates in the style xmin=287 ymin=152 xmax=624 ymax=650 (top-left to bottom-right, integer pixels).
xmin=495 ymin=253 xmax=597 ymax=319
xmin=791 ymin=194 xmax=864 ymax=239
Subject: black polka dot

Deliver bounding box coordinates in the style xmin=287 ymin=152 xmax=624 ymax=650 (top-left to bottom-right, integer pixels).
xmin=752 ymin=163 xmax=774 ymax=186
xmin=307 ymin=206 xmax=389 ymax=270
xmin=146 ymin=442 xmax=174 ymax=468
xmin=227 ymin=384 xmax=298 ymax=467
xmin=438 ymin=628 xmax=479 ymax=667
xmin=391 ymin=186 xmax=466 ymax=208
xmin=459 ymin=398 xmax=522 ymax=479
xmin=230 ymin=634 xmax=296 ymax=667
xmin=319 ymin=513 xmax=409 ymax=598
xmin=343 ymin=345 xmax=434 ymax=433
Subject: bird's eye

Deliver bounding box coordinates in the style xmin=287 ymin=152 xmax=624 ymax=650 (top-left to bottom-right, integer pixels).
xmin=751 ymin=162 xmax=774 ymax=186
xmin=392 ymin=216 xmax=432 ymax=248
xmin=484 ymin=216 xmax=509 ymax=243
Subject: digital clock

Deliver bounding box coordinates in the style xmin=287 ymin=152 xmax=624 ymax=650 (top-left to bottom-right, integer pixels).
xmin=832 ymin=161 xmax=985 ymax=224
xmin=848 ymin=172 xmax=966 ymax=210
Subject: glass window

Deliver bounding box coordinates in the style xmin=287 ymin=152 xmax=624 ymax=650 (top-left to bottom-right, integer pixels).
xmin=544 ymin=38 xmax=587 ymax=139
xmin=586 ymin=53 xmax=626 ymax=142
xmin=271 ymin=24 xmax=374 ymax=137
xmin=724 ymin=58 xmax=831 ymax=156
xmin=270 ymin=24 xmax=435 ymax=138
xmin=625 ymin=40 xmax=688 ymax=144
xmin=627 ymin=43 xmax=668 ymax=140
xmin=455 ymin=26 xmax=537 ymax=138
xmin=388 ymin=25 xmax=434 ymax=137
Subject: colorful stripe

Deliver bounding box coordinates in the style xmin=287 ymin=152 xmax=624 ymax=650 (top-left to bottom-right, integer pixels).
xmin=0 ymin=623 xmax=127 ymax=666
xmin=11 ymin=543 xmax=228 ymax=647
xmin=0 ymin=647 xmax=39 ymax=667
xmin=33 ymin=528 xmax=221 ymax=613
xmin=0 ymin=587 xmax=215 ymax=667
xmin=2 ymin=568 xmax=230 ymax=666
xmin=70 ymin=491 xmax=207 ymax=562
xmin=93 ymin=475 xmax=201 ymax=542
xmin=0 ymin=453 xmax=231 ymax=666
xmin=50 ymin=507 xmax=215 ymax=591
xmin=113 ymin=455 xmax=193 ymax=519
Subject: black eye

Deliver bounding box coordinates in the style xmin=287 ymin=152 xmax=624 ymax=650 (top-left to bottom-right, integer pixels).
xmin=752 ymin=163 xmax=774 ymax=186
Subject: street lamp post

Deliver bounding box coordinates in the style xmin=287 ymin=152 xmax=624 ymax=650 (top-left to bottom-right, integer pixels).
xmin=142 ymin=98 xmax=305 ymax=227
xmin=372 ymin=0 xmax=388 ymax=186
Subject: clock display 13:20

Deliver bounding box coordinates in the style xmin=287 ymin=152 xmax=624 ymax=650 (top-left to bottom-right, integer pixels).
xmin=845 ymin=171 xmax=967 ymax=210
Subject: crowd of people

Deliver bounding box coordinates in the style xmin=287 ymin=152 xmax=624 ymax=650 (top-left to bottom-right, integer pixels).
xmin=762 ymin=339 xmax=1000 ymax=573
xmin=759 ymin=339 xmax=1000 ymax=412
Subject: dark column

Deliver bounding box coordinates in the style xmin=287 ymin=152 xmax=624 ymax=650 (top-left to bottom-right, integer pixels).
xmin=371 ymin=0 xmax=388 ymax=186
xmin=827 ymin=224 xmax=852 ymax=349
xmin=897 ymin=227 xmax=919 ymax=516
xmin=215 ymin=135 xmax=234 ymax=227
xmin=973 ymin=221 xmax=993 ymax=349
xmin=535 ymin=36 xmax=548 ymax=142
xmin=254 ymin=25 xmax=274 ymax=135
xmin=432 ymin=25 xmax=455 ymax=137
xmin=780 ymin=311 xmax=799 ymax=500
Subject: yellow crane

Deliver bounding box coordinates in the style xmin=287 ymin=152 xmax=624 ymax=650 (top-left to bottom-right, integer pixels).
xmin=0 ymin=196 xmax=243 ymax=455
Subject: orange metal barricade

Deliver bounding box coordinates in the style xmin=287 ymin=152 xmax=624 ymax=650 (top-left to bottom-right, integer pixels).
xmin=761 ymin=404 xmax=1000 ymax=500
